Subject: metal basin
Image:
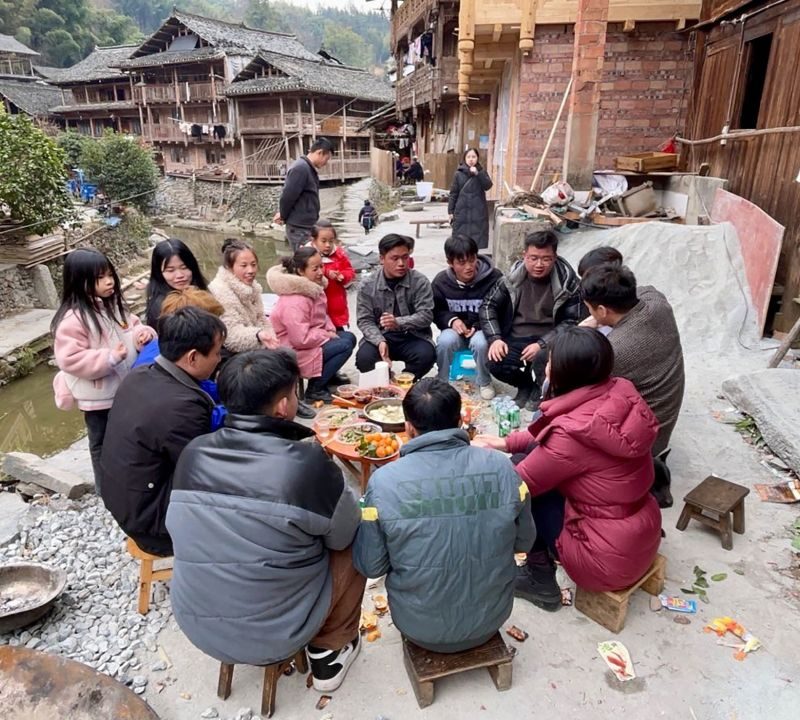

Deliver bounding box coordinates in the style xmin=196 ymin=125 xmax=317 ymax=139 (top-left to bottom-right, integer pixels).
xmin=0 ymin=563 xmax=67 ymax=633
xmin=0 ymin=646 xmax=161 ymax=719
xmin=363 ymin=398 xmax=406 ymax=432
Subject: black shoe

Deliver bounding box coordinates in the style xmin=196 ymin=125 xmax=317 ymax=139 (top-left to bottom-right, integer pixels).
xmin=514 ymin=562 xmax=561 ymax=612
xmin=515 ymin=387 xmax=532 ymax=409
xmin=307 ymin=634 xmax=361 ymax=692
xmin=296 ymin=400 xmax=317 ymax=419
xmin=329 ymin=371 xmax=350 ymax=387
xmin=306 ymin=387 xmax=333 ymax=403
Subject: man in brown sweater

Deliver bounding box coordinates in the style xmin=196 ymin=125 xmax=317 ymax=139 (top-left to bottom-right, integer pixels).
xmin=580 ymin=262 xmax=685 ymax=507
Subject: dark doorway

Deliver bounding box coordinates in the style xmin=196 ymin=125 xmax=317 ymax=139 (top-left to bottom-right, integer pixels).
xmin=739 ymin=34 xmax=772 ymax=129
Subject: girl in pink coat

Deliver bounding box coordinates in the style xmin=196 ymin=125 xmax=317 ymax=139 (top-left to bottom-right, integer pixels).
xmin=475 ymin=327 xmax=661 ymax=609
xmin=268 ymin=247 xmax=356 ymax=403
xmin=52 ymin=248 xmax=155 ymax=491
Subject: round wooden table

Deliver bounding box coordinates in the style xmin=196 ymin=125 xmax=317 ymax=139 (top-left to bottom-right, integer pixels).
xmin=315 ymin=427 xmax=408 ymax=494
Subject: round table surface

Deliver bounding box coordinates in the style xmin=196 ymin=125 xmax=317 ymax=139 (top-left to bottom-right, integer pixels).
xmin=314 ymin=425 xmax=409 ymax=465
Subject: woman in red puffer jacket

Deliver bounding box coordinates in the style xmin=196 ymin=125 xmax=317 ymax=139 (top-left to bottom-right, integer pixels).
xmin=474 ymin=326 xmax=661 ymax=610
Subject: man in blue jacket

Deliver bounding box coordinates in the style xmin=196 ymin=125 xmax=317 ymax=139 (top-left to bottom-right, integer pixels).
xmin=353 ymin=378 xmax=535 ymax=653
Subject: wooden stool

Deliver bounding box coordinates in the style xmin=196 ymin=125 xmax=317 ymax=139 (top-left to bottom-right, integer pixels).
xmin=402 ymin=632 xmax=514 ymax=709
xmin=217 ymin=651 xmax=308 ymax=718
xmin=574 ymin=553 xmax=666 ymax=633
xmin=125 ymin=537 xmax=173 ymax=615
xmin=676 ymin=475 xmax=749 ymax=550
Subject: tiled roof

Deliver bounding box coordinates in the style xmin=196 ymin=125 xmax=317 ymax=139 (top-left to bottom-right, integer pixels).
xmin=0 ymin=79 xmax=62 ymax=116
xmin=226 ymin=53 xmax=393 ymax=102
xmin=33 ymin=65 xmax=71 ymax=81
xmin=117 ymin=47 xmax=225 ymax=70
xmin=51 ymin=45 xmax=138 ymax=85
xmin=0 ymin=34 xmax=38 ymax=56
xmin=127 ymin=10 xmax=320 ymax=64
xmin=51 ymin=100 xmax=138 ymax=113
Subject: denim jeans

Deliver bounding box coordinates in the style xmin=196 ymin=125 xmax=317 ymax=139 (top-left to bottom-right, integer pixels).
xmin=435 ymin=328 xmax=491 ymax=386
xmin=311 ymin=331 xmax=356 ymax=389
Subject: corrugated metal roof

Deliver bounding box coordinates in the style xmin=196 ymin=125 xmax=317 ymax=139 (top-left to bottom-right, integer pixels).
xmin=0 ymin=79 xmax=61 ymax=116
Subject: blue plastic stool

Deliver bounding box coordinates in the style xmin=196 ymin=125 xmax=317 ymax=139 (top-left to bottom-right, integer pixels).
xmin=449 ymin=350 xmax=477 ymax=382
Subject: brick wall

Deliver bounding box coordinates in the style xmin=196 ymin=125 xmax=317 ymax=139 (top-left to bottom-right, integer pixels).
xmin=515 ymin=22 xmax=693 ymax=190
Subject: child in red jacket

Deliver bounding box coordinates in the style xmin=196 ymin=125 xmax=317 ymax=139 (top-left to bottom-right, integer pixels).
xmin=309 ymin=220 xmax=355 ymax=329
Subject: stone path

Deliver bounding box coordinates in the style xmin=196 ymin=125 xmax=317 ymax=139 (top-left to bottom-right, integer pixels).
xmin=0 ymin=308 xmax=53 ymax=357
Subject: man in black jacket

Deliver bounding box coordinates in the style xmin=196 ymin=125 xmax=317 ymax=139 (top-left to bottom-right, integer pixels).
xmin=100 ymin=307 xmax=225 ymax=556
xmin=433 ymin=234 xmax=502 ymax=399
xmin=405 ymin=156 xmax=424 ymax=182
xmin=274 ymin=137 xmax=334 ymax=250
xmin=479 ymin=230 xmax=582 ymax=409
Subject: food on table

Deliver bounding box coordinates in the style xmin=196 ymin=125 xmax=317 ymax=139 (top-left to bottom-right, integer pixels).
xmin=316 ymin=408 xmax=358 ymax=429
xmin=357 ymin=432 xmax=401 ymax=459
xmin=366 ymin=403 xmax=405 ymax=425
xmin=354 ymin=389 xmax=374 ymax=404
xmin=395 ymin=372 xmax=414 ymax=389
xmin=372 ymin=386 xmax=404 ymax=399
xmin=336 ymin=384 xmax=358 ymax=399
xmin=335 ymin=422 xmax=381 ymax=445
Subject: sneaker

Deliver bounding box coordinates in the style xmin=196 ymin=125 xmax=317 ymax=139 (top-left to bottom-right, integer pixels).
xmin=514 ymin=563 xmax=561 ymax=612
xmin=479 ymin=383 xmax=496 ymax=400
xmin=296 ymin=400 xmax=317 ymax=419
xmin=307 ymin=634 xmax=361 ymax=692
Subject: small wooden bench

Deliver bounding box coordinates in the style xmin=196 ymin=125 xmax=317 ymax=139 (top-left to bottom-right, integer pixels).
xmin=574 ymin=553 xmax=666 ymax=633
xmin=676 ymin=475 xmax=749 ymax=550
xmin=125 ymin=537 xmax=173 ymax=616
xmin=402 ymin=632 xmax=514 ymax=709
xmin=408 ymin=217 xmax=450 ymax=238
xmin=218 ymin=651 xmax=308 ymax=719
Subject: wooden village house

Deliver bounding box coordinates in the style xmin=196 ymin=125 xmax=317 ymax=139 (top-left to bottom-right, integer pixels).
xmin=0 ymin=34 xmax=62 ymax=124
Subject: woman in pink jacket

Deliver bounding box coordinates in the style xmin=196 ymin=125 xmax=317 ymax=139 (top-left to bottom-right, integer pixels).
xmin=475 ymin=327 xmax=661 ymax=610
xmin=267 ymin=247 xmax=356 ymax=403
xmin=52 ymin=248 xmax=155 ymax=492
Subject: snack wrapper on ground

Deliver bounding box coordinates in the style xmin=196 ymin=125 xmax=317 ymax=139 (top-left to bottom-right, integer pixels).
xmin=704 ymin=616 xmax=762 ymax=660
xmin=597 ymin=640 xmax=636 ymax=681
xmin=659 ymin=594 xmax=697 ymax=613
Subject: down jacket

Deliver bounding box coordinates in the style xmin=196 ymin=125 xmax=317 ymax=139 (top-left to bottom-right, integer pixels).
xmin=166 ymin=414 xmax=360 ymax=666
xmin=308 ymin=244 xmax=356 ymax=329
xmin=479 ymin=257 xmax=583 ymax=347
xmin=208 ymin=266 xmax=273 ymax=353
xmin=267 ymin=265 xmax=334 ymax=378
xmin=508 ymin=377 xmax=661 ymax=592
xmin=448 ymin=163 xmax=493 ymax=250
xmin=353 ymin=428 xmax=535 ymax=651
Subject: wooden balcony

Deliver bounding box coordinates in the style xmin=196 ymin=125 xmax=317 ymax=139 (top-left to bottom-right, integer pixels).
xmin=247 ymin=151 xmax=372 ymax=182
xmin=238 ymin=112 xmax=370 ymax=136
xmin=396 ymin=56 xmax=458 ymax=111
xmin=138 ymin=81 xmax=227 ymax=105
xmin=392 ymin=0 xmax=436 ymax=50
xmin=146 ymin=124 xmax=187 ymax=142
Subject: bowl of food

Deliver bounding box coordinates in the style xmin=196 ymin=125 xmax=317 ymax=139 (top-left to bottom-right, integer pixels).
xmin=315 ymin=407 xmax=359 ymax=430
xmin=353 ymin=388 xmax=374 ymax=405
xmin=336 ymin=384 xmax=358 ymax=400
xmin=363 ymin=399 xmax=406 ymax=432
xmin=372 ymin=386 xmax=405 ymax=400
xmin=334 ymin=421 xmax=382 ymax=446
xmin=357 ymin=432 xmax=402 ymax=460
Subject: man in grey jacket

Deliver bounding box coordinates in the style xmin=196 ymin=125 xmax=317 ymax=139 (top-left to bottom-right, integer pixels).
xmin=356 ymin=233 xmax=436 ymax=379
xmin=353 ymin=378 xmax=535 ymax=653
xmin=274 ymin=138 xmax=333 ymax=250
xmin=167 ymin=349 xmax=365 ymax=693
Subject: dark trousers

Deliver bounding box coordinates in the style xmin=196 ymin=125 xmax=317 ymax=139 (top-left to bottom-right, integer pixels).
xmin=488 ymin=336 xmax=548 ymax=393
xmin=309 ymin=331 xmax=356 ymax=390
xmin=356 ymin=334 xmax=436 ymax=380
xmin=84 ymin=409 xmax=109 ymax=494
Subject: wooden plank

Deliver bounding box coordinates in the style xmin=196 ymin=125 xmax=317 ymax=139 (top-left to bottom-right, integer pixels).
xmin=623 ymin=19 xmax=636 ymax=31
xmin=403 ymin=633 xmax=513 ymax=682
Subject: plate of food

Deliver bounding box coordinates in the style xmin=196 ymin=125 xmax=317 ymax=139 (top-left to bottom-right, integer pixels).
xmin=316 ymin=407 xmax=359 ymax=430
xmin=334 ymin=422 xmax=381 ymax=446
xmin=363 ymin=399 xmax=406 ymax=431
xmin=371 ymin=386 xmax=405 ymax=400
xmin=357 ymin=432 xmax=401 ymax=460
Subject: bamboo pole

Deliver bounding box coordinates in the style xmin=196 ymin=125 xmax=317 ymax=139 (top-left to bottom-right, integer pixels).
xmin=530 ymin=76 xmax=573 ymax=192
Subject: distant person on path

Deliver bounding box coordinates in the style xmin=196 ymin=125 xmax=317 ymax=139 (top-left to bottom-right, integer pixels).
xmin=448 ymin=148 xmax=493 ymax=250
xmin=432 ymin=235 xmax=502 ymax=399
xmin=356 ymin=234 xmax=435 ymax=380
xmin=479 ymin=230 xmax=582 ymax=409
xmin=274 ymin=138 xmax=334 ymax=251
xmin=52 ymin=248 xmax=156 ymax=492
xmin=358 ymin=199 xmax=377 ymax=234
xmin=308 ymin=220 xmax=356 ymax=331
xmin=580 ymin=262 xmax=685 ymax=507
xmin=353 ymin=378 xmax=534 ymax=652
xmin=101 ymin=308 xmax=225 ymax=556
xmin=167 ymin=350 xmax=365 ymax=692
xmin=144 ymin=238 xmax=209 ymax=329
xmin=405 ymin=155 xmax=424 ymax=183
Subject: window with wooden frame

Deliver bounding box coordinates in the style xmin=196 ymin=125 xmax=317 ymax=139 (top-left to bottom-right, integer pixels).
xmin=738 ymin=33 xmax=773 ymax=129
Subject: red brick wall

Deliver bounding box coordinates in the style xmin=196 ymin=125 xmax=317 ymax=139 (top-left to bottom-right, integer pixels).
xmin=515 ymin=22 xmax=693 ymax=191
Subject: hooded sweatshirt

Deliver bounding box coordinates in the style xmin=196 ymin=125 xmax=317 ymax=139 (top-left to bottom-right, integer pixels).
xmin=508 ymin=377 xmax=661 ymax=592
xmin=432 ymin=254 xmax=502 ymax=331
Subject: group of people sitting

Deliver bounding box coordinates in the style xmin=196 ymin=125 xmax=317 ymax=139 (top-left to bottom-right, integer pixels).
xmin=50 ymin=219 xmax=685 ymax=693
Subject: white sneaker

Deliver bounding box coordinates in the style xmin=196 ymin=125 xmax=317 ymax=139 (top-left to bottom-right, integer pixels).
xmin=479 ymin=383 xmax=496 ymax=400
xmin=307 ymin=634 xmax=361 ymax=692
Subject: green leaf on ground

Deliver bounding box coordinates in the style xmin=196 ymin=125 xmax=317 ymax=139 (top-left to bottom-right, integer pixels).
xmin=693 ymin=565 xmax=707 ymax=577
xmin=694 ymin=576 xmax=709 ymax=589
xmin=698 ymin=593 xmax=710 ymax=603
xmin=711 ymin=573 xmax=728 ymax=582
xmin=681 ymin=588 xmax=696 ymax=594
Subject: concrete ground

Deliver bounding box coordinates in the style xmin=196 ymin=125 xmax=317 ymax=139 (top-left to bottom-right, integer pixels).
xmin=5 ymin=179 xmax=800 ymax=720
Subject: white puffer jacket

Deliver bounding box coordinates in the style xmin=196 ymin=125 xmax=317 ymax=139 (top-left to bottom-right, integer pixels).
xmin=209 ymin=266 xmax=273 ymax=353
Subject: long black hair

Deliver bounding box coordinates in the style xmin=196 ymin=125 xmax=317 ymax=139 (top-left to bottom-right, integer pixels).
xmin=281 ymin=246 xmax=319 ymax=275
xmin=51 ymin=248 xmax=127 ymax=337
xmin=145 ymin=238 xmax=207 ymax=328
xmin=546 ymin=326 xmax=615 ymax=399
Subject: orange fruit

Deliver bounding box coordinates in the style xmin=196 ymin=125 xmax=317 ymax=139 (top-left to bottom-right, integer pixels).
xmin=376 ymin=446 xmax=387 ymax=458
